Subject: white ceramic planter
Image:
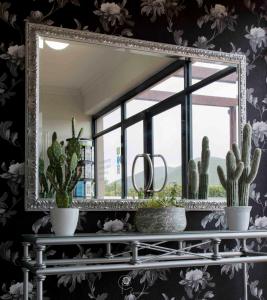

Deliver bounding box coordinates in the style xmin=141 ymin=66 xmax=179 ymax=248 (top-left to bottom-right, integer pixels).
xmin=224 ymin=206 xmax=251 ymax=231
xmin=50 ymin=207 xmax=79 ymax=236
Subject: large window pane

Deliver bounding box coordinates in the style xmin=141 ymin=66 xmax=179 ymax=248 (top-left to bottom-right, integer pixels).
xmin=192 ymin=104 xmax=233 ymax=197
xmin=126 ymin=122 xmax=144 ymax=198
xmin=153 ymin=106 xmax=182 ymax=193
xmin=96 ymin=128 xmax=121 ymax=198
xmin=126 ymin=68 xmax=184 ymax=118
xmin=96 ymin=107 xmax=121 ymax=133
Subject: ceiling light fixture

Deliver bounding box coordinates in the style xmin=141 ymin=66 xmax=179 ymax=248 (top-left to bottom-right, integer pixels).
xmin=45 ymin=40 xmax=69 ymax=50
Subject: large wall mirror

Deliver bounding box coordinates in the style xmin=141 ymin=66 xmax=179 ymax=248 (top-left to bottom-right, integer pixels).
xmin=25 ymin=23 xmax=246 ymax=211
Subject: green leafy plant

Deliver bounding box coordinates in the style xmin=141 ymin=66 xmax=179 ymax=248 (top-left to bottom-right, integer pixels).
xmin=46 ymin=118 xmax=83 ymax=208
xmin=140 ymin=184 xmax=184 ymax=209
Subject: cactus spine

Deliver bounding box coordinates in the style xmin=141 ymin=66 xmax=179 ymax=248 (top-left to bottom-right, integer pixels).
xmin=217 ymin=151 xmax=244 ymax=206
xmin=198 ymin=136 xmax=210 ymax=199
xmin=188 ymin=159 xmax=199 ymax=199
xmin=232 ymin=123 xmax=262 ymax=206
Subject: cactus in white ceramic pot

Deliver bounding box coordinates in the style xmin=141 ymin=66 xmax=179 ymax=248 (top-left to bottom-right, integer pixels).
xmin=232 ymin=123 xmax=261 ymax=206
xmin=217 ymin=150 xmax=244 ymax=207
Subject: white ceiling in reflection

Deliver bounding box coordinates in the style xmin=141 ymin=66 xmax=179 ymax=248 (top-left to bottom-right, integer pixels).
xmin=39 ymin=37 xmax=175 ymax=115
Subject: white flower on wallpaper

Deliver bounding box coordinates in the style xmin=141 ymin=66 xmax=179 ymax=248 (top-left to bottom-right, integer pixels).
xmin=201 ymin=211 xmax=226 ymax=230
xmin=0 ymin=44 xmax=25 ymax=76
xmin=197 ymin=4 xmax=237 ymax=33
xmin=141 ymin=0 xmax=185 ymax=31
xmin=210 ymin=4 xmax=228 ymax=19
xmin=7 ymin=45 xmax=24 ymax=60
xmin=192 ymin=36 xmax=215 ymax=49
xmin=0 ymin=282 xmax=33 ymax=300
xmin=140 ymin=0 xmax=166 ymax=22
xmin=94 ymin=0 xmax=134 ymax=36
xmin=245 ymin=26 xmax=267 ymax=53
xmin=97 ymin=213 xmax=133 ymax=233
xmin=250 ymin=280 xmax=264 ymax=300
xmin=103 ymin=219 xmax=124 ymax=232
xmin=173 ymin=30 xmax=188 ymax=46
xmin=179 ymin=267 xmax=215 ymax=299
xmin=253 ymin=216 xmax=267 ymax=229
xmin=100 ymin=2 xmax=121 ymax=15
xmin=0 ymin=122 xmax=18 ymax=146
xmin=0 ymin=2 xmax=16 ymax=27
xmin=252 ymin=121 xmax=267 ymax=148
xmin=27 ymin=10 xmax=44 ymax=23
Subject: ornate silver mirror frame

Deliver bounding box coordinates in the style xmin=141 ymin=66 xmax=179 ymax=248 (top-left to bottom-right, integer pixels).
xmin=25 ymin=22 xmax=246 ymax=211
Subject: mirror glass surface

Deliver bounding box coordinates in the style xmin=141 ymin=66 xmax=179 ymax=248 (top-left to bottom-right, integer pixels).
xmin=26 ymin=24 xmax=246 ymax=210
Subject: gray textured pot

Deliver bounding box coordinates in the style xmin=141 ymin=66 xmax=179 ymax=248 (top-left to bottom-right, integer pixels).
xmin=135 ymin=207 xmax=187 ymax=233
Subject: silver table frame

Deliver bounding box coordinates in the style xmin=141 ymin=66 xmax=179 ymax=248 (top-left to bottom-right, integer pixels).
xmin=21 ymin=231 xmax=267 ymax=300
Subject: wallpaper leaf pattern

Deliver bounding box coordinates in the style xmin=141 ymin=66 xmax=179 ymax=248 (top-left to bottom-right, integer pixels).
xmin=0 ymin=0 xmax=266 ymax=299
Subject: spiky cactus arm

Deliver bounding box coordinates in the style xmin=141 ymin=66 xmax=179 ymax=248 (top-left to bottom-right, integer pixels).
xmin=217 ymin=166 xmax=226 ymax=189
xmin=233 ymin=124 xmax=262 ymax=206
xmin=241 ymin=124 xmax=251 ymax=166
xmin=188 ymin=159 xmax=198 ymax=199
xmin=217 ymin=151 xmax=244 ymax=207
xmin=198 ymin=136 xmax=210 ymax=199
xmin=239 ymin=148 xmax=261 ymax=206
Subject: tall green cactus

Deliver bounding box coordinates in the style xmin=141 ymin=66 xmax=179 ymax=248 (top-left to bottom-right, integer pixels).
xmin=46 ymin=119 xmax=83 ymax=208
xmin=232 ymin=123 xmax=262 ymax=206
xmin=198 ymin=136 xmax=210 ymax=199
xmin=188 ymin=159 xmax=199 ymax=199
xmin=217 ymin=151 xmax=244 ymax=206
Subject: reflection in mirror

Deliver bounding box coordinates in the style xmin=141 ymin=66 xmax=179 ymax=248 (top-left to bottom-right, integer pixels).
xmin=191 ymin=64 xmax=238 ymax=198
xmin=25 ymin=23 xmax=246 ymax=210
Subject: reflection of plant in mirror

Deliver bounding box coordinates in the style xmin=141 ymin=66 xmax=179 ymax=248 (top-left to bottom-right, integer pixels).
xmin=127 ymin=184 xmax=225 ymax=199
xmin=140 ymin=184 xmax=184 ymax=208
xmin=39 ymin=158 xmax=54 ymax=198
xmin=46 ymin=118 xmax=83 ymax=208
xmin=187 ymin=136 xmax=210 ymax=200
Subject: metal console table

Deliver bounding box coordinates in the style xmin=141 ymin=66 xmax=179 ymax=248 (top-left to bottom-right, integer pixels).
xmin=21 ymin=231 xmax=267 ymax=300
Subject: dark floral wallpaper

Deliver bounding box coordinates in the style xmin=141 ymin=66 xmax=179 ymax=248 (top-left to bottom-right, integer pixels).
xmin=0 ymin=0 xmax=266 ymax=299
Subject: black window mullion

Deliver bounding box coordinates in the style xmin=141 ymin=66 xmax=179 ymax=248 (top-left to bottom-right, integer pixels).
xmin=182 ymin=61 xmax=192 ymax=198
xmin=143 ymin=114 xmax=153 ymax=198
xmin=92 ymin=117 xmax=98 ymax=198
xmin=121 ymin=104 xmax=127 ymax=198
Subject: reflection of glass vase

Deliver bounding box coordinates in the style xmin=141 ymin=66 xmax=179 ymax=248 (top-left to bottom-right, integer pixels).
xmin=73 ymin=139 xmax=94 ymax=199
xmin=39 ymin=131 xmax=51 ymax=198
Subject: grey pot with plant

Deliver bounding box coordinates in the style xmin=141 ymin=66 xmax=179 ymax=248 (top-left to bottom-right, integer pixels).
xmin=217 ymin=123 xmax=261 ymax=231
xmin=47 ymin=118 xmax=83 ymax=236
xmin=135 ymin=185 xmax=186 ymax=233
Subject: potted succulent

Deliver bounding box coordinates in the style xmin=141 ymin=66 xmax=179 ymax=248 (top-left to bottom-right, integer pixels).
xmin=46 ymin=118 xmax=83 ymax=236
xmin=217 ymin=123 xmax=261 ymax=231
xmin=135 ymin=185 xmax=186 ymax=233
